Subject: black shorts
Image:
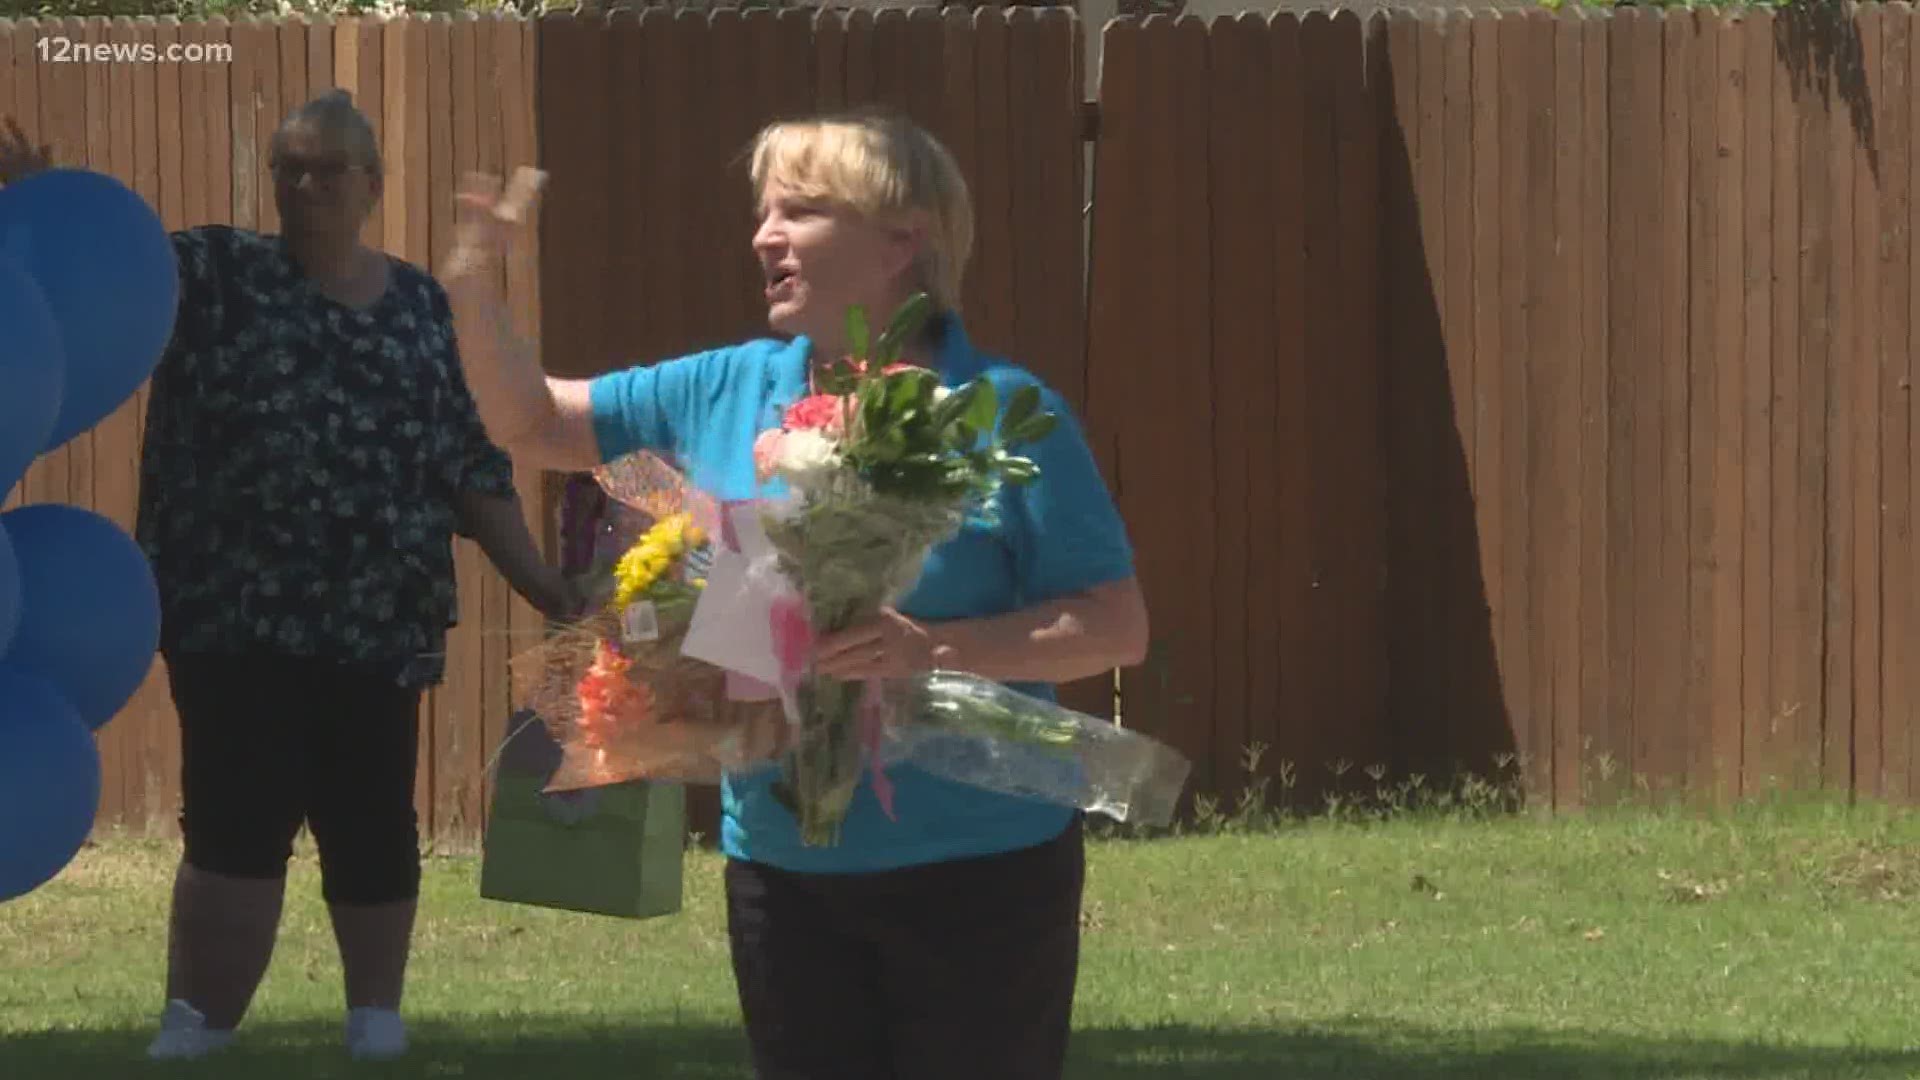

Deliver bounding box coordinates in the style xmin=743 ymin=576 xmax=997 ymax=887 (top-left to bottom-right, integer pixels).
xmin=724 ymin=817 xmax=1085 ymax=1080
xmin=167 ymin=651 xmax=424 ymax=905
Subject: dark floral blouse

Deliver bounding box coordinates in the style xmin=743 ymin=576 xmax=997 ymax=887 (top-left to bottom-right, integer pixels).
xmin=135 ymin=225 xmax=517 ymax=688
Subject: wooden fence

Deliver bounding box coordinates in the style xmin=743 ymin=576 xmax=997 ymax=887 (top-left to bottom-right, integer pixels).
xmin=0 ymin=4 xmax=1910 ymax=838
xmin=1086 ymin=2 xmax=1913 ymax=810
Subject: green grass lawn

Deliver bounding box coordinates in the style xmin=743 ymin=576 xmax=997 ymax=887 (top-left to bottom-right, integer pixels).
xmin=5 ymin=797 xmax=1920 ymax=1078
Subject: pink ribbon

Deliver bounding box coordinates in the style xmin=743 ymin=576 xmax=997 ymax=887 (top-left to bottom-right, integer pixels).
xmin=860 ymin=682 xmax=897 ymax=821
xmin=768 ymin=595 xmax=813 ymax=694
xmin=764 ymin=594 xmax=897 ymax=822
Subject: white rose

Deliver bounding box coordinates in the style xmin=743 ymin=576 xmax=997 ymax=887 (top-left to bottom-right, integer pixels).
xmin=775 ymin=427 xmax=841 ymax=489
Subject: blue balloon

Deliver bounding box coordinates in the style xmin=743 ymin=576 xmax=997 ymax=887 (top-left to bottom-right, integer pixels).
xmin=0 ymin=664 xmax=99 ymax=903
xmin=2 ymin=504 xmax=160 ymax=731
xmin=0 ymin=254 xmax=64 ymax=493
xmin=0 ymin=522 xmax=17 ymax=660
xmin=0 ymin=168 xmax=177 ymax=453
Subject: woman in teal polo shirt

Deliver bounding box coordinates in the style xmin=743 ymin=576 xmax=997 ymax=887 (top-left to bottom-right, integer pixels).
xmin=444 ymin=109 xmax=1149 ymax=1080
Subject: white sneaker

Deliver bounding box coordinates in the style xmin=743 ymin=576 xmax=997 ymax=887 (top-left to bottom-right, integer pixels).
xmin=345 ymin=1006 xmax=408 ymax=1061
xmin=145 ymin=999 xmax=234 ymax=1061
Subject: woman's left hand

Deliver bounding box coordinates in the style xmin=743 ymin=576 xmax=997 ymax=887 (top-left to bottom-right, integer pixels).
xmin=812 ymin=608 xmax=938 ymax=681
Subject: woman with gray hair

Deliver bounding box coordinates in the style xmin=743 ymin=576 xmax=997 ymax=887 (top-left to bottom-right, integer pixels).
xmin=0 ymin=91 xmax=578 ymax=1062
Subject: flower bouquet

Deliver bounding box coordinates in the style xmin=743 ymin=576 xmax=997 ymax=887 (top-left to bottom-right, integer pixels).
xmin=511 ymin=452 xmax=786 ymax=791
xmin=682 ymin=294 xmax=1070 ymax=845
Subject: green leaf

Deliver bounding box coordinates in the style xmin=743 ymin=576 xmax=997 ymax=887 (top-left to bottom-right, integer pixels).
xmin=1000 ymin=384 xmax=1042 ymax=437
xmin=962 ymin=378 xmax=999 ymax=436
xmin=846 ymin=305 xmax=870 ymax=361
xmin=888 ymin=368 xmax=930 ymax=414
xmin=933 ymin=382 xmax=979 ymax=434
xmin=999 ymin=456 xmax=1040 ymax=484
xmin=875 ymin=291 xmax=933 ymax=361
xmin=1005 ymin=412 xmax=1058 ymax=446
xmin=860 ymin=379 xmax=888 ymax=438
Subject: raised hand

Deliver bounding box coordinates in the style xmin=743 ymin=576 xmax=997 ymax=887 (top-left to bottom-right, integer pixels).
xmin=446 ymin=166 xmax=545 ymax=282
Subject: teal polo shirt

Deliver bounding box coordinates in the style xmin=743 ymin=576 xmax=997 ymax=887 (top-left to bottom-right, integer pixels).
xmin=587 ymin=315 xmax=1135 ymax=874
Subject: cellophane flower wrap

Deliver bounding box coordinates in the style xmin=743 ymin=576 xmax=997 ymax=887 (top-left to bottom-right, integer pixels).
xmin=873 ymin=672 xmax=1192 ymax=828
xmin=680 ymin=294 xmax=1191 ymax=845
xmin=510 ymin=452 xmax=787 ymax=791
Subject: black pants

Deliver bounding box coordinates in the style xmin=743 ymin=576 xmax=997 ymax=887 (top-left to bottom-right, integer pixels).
xmin=167 ymin=651 xmax=424 ymax=905
xmin=725 ymin=818 xmax=1085 ymax=1080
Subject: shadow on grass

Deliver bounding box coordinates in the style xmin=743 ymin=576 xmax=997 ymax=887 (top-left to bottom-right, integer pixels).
xmin=4 ymin=1017 xmax=1919 ymax=1080
xmin=1077 ymin=1022 xmax=1920 ymax=1079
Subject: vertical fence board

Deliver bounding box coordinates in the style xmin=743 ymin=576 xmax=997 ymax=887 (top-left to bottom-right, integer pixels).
xmin=1507 ymin=10 xmax=1548 ymax=794
xmin=1909 ymin=2 xmax=1920 ymax=802
xmin=277 ymin=15 xmax=305 ymax=120
xmin=1739 ymin=8 xmax=1778 ymax=796
xmin=535 ymin=12 xmax=609 ymax=377
xmin=1494 ymin=9 xmax=1532 ymax=790
xmin=227 ymin=18 xmax=258 ymax=233
xmin=604 ymin=11 xmax=647 ymax=381
xmin=1543 ymin=8 xmax=1584 ymax=805
xmin=278 ymin=16 xmax=306 ymax=119
xmin=1337 ymin=9 xmax=1390 ymax=782
xmin=1574 ymin=8 xmax=1611 ymax=805
xmin=1896 ymin=2 xmax=1920 ymax=801
xmin=1382 ymin=10 xmax=1428 ymax=786
xmin=1437 ymin=11 xmax=1488 ymax=777
xmin=1684 ymin=9 xmax=1721 ymax=800
xmin=941 ymin=7 xmax=981 ymax=328
xmin=1647 ymin=9 xmax=1691 ymax=794
xmin=438 ymin=12 xmax=484 ymax=838
xmin=251 ymin=17 xmax=281 ymax=234
xmin=471 ymin=10 xmax=509 ymax=830
xmin=1819 ymin=2 xmax=1858 ymax=795
xmin=202 ymin=19 xmax=233 ymax=232
xmin=843 ymin=6 xmax=874 ymax=105
xmin=1851 ymin=5 xmax=1886 ymax=799
xmin=307 ymin=12 xmax=331 ymax=99
xmin=1267 ymin=13 xmax=1315 ymax=789
xmin=1768 ymin=4 xmax=1809 ymax=789
xmin=869 ymin=6 xmax=908 ymax=112
xmin=905 ymin=8 xmax=946 ymax=135
xmin=153 ymin=21 xmax=181 ymax=232
xmin=499 ymin=14 xmax=546 ymax=825
xmin=970 ymin=8 xmax=1015 ymax=352
xmin=1602 ymin=10 xmax=1652 ymax=800
xmin=1790 ymin=2 xmax=1837 ymax=791
xmin=1205 ymin=12 xmax=1266 ymax=793
xmin=813 ymin=5 xmax=844 ymax=113
xmin=1465 ymin=11 xmax=1509 ymax=788
xmin=339 ymin=17 xmax=384 ymax=250
xmin=726 ymin=10 xmax=768 ymax=338
xmin=1710 ymin=10 xmax=1749 ymax=801
xmin=1083 ymin=17 xmax=1139 ymax=745
xmin=643 ymin=11 xmax=689 ymax=357
xmin=1875 ymin=3 xmax=1911 ymax=803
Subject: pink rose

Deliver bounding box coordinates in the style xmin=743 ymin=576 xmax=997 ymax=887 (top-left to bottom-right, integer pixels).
xmin=752 ymin=428 xmax=785 ymax=482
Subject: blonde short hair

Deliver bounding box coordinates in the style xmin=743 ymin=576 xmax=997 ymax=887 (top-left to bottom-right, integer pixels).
xmin=748 ymin=109 xmax=973 ymax=314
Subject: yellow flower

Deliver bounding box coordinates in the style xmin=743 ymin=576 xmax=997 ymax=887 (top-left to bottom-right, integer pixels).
xmin=607 ymin=513 xmax=697 ymax=613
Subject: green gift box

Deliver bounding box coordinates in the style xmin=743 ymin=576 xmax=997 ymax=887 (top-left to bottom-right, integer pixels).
xmin=479 ymin=709 xmax=686 ymax=920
